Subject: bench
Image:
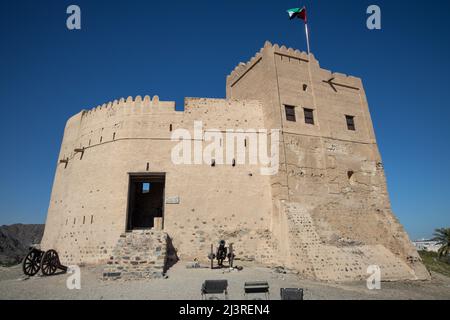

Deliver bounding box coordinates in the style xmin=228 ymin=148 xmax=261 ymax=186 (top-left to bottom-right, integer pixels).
xmin=244 ymin=281 xmax=270 ymax=300
xmin=280 ymin=288 xmax=304 ymax=300
xmin=201 ymin=280 xmax=228 ymax=300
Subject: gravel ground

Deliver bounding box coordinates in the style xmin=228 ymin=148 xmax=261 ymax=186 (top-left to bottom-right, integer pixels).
xmin=1 ymin=262 xmax=449 ymax=300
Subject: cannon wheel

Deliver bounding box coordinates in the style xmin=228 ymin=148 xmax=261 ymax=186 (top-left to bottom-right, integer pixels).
xmin=22 ymin=249 xmax=41 ymax=276
xmin=41 ymin=250 xmax=60 ymax=276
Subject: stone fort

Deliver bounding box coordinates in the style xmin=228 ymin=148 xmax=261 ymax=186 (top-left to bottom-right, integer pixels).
xmin=41 ymin=42 xmax=429 ymax=281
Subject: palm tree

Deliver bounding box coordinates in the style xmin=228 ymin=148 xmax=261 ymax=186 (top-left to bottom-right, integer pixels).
xmin=432 ymin=228 xmax=450 ymax=259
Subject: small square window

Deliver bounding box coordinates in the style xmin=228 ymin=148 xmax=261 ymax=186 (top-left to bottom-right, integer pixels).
xmin=346 ymin=115 xmax=356 ymax=131
xmin=142 ymin=183 xmax=151 ymax=194
xmin=285 ymin=105 xmax=296 ymax=122
xmin=304 ymin=108 xmax=314 ymax=125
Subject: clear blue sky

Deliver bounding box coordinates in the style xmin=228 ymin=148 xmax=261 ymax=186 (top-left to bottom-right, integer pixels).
xmin=0 ymin=0 xmax=449 ymax=240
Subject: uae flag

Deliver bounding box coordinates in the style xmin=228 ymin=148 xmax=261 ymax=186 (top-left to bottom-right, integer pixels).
xmin=287 ymin=6 xmax=310 ymax=54
xmin=287 ymin=7 xmax=307 ymax=22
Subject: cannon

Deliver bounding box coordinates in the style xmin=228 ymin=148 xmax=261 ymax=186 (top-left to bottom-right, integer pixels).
xmin=208 ymin=240 xmax=235 ymax=269
xmin=22 ymin=247 xmax=67 ymax=276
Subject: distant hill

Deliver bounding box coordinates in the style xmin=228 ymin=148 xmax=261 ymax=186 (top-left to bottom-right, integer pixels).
xmin=0 ymin=224 xmax=44 ymax=266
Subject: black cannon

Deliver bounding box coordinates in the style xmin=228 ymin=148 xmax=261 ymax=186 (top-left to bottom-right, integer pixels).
xmin=208 ymin=240 xmax=235 ymax=269
xmin=22 ymin=247 xmax=67 ymax=276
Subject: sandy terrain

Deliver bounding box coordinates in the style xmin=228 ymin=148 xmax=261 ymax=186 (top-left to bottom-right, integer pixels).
xmin=0 ymin=262 xmax=449 ymax=300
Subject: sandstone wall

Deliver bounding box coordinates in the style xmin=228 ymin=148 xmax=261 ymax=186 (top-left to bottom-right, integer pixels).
xmin=41 ymin=97 xmax=276 ymax=265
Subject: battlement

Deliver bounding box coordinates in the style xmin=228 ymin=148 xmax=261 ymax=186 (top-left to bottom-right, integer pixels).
xmin=72 ymin=96 xmax=264 ymax=126
xmin=81 ymin=95 xmax=177 ymax=116
xmin=226 ymin=41 xmax=363 ymax=91
xmin=227 ymin=41 xmax=312 ymax=85
xmin=318 ymin=70 xmax=363 ymax=90
xmin=226 ymin=47 xmax=264 ymax=88
xmin=62 ymin=96 xmax=265 ymax=150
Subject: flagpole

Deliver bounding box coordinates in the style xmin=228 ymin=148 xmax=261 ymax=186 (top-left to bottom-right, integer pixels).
xmin=305 ymin=22 xmax=311 ymax=55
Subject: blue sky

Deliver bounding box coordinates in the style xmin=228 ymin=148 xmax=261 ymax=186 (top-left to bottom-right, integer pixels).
xmin=0 ymin=0 xmax=449 ymax=240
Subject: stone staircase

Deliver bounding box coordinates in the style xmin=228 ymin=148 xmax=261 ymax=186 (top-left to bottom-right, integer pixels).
xmin=103 ymin=230 xmax=168 ymax=280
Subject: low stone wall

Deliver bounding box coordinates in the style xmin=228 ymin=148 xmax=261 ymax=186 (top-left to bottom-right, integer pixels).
xmin=103 ymin=230 xmax=167 ymax=280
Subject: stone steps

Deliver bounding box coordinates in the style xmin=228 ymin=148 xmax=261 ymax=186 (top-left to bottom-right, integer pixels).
xmin=103 ymin=230 xmax=168 ymax=280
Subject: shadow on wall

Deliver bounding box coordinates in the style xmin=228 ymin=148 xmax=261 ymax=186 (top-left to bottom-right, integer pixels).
xmin=165 ymin=236 xmax=179 ymax=272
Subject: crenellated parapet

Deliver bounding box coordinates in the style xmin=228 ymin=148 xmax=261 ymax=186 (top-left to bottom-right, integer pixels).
xmin=82 ymin=95 xmax=176 ymax=115
xmin=226 ymin=46 xmax=264 ymax=87
xmin=271 ymin=41 xmax=311 ymax=62
xmin=227 ymin=41 xmax=313 ymax=86
xmin=75 ymin=95 xmax=181 ymax=128
xmin=317 ymin=69 xmax=363 ymax=90
xmin=227 ymin=41 xmax=363 ymax=91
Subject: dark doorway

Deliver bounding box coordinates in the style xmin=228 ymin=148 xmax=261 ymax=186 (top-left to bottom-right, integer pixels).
xmin=127 ymin=173 xmax=165 ymax=230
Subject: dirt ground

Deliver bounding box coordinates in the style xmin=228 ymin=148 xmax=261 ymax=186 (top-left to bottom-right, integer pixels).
xmin=0 ymin=261 xmax=449 ymax=300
